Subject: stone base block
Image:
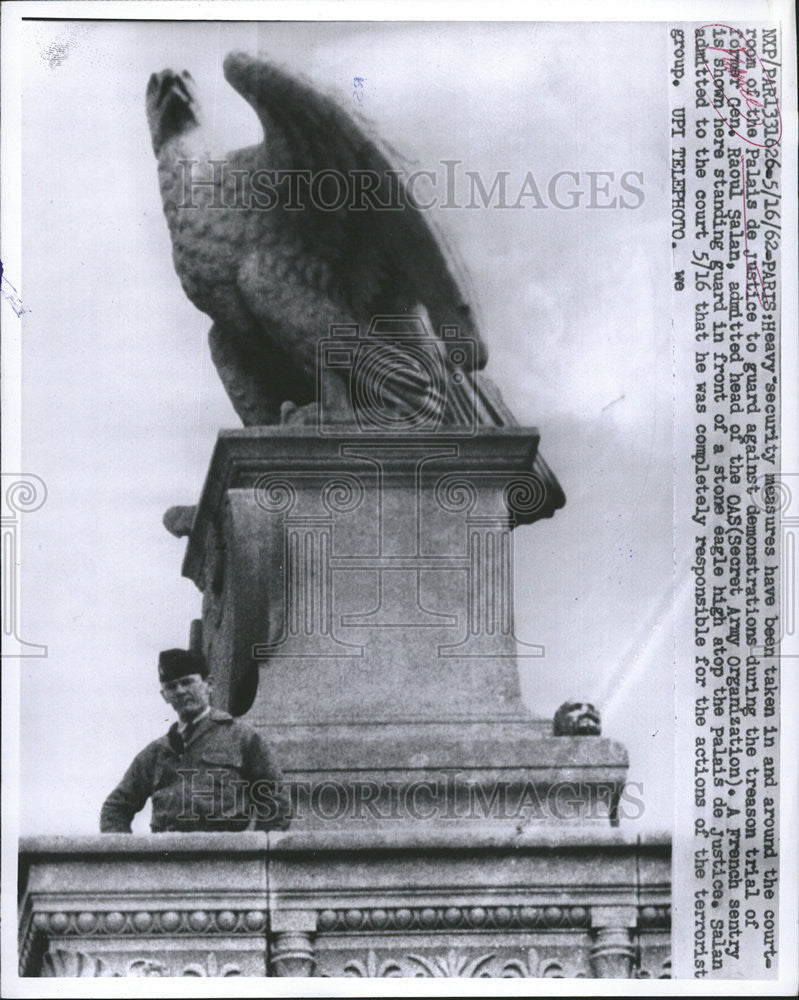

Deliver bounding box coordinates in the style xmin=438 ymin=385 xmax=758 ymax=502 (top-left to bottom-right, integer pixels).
xmin=265 ymin=724 xmax=629 ymax=828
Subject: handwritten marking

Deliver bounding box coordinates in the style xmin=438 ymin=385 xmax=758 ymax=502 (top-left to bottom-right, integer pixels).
xmin=696 ymin=24 xmax=782 ymax=149
xmin=352 ymin=76 xmax=366 ymax=105
xmin=0 ymin=262 xmax=27 ymax=317
xmin=740 ymin=157 xmax=773 ymax=311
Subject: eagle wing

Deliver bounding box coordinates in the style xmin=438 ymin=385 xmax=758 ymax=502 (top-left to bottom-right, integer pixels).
xmin=222 ymin=52 xmax=488 ymax=369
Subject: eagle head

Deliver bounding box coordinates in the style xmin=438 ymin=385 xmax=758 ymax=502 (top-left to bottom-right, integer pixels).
xmin=146 ymin=69 xmax=201 ymax=155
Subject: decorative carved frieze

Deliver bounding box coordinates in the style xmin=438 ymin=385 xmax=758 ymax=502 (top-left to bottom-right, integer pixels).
xmin=636 ymin=955 xmax=673 ymax=979
xmin=32 ymin=908 xmax=267 ymax=937
xmin=317 ymin=946 xmax=591 ymax=979
xmin=40 ymin=948 xmax=245 ymax=978
xmin=182 ymin=953 xmax=243 ymax=976
xmin=316 ymin=903 xmax=592 ymax=933
xmin=40 ymin=949 xmax=111 ymax=977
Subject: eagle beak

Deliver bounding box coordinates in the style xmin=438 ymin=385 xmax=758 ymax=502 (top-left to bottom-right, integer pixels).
xmin=148 ymin=70 xmax=196 ymax=112
xmin=146 ymin=70 xmax=200 ymax=152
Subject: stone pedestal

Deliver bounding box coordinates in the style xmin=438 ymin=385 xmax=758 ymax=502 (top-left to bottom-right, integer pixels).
xmin=178 ymin=428 xmax=625 ymax=827
xmin=182 ymin=428 xmax=561 ymax=719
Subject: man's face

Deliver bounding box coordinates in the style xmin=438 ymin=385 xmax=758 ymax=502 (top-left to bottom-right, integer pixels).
xmin=160 ymin=673 xmax=211 ymax=721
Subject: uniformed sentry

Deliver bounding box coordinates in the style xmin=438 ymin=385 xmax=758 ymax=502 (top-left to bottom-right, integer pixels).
xmin=100 ymin=649 xmax=290 ymax=832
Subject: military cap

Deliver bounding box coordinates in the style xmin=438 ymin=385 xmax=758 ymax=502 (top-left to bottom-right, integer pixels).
xmin=158 ymin=648 xmax=209 ymax=683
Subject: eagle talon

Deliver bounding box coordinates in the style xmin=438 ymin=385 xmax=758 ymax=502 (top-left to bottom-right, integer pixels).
xmin=279 ymin=401 xmax=317 ymax=426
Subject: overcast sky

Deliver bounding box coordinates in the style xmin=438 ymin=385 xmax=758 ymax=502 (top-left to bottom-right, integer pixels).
xmin=17 ymin=18 xmax=673 ymax=833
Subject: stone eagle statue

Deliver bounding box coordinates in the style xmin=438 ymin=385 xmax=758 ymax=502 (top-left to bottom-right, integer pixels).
xmin=146 ymin=52 xmax=563 ymax=512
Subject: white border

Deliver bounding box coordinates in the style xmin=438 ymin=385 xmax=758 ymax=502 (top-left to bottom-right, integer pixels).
xmin=1 ymin=2 xmax=796 ymax=997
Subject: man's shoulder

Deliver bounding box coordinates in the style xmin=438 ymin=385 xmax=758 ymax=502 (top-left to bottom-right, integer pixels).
xmin=209 ymin=710 xmax=256 ymax=733
xmin=206 ymin=710 xmax=270 ymax=745
xmin=130 ymin=731 xmax=172 ymax=765
xmin=208 ymin=708 xmax=235 ymax=725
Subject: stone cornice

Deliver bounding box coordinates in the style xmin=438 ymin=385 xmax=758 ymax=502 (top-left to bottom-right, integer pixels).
xmin=18 ymin=833 xmax=671 ymax=979
xmin=19 ymin=828 xmax=671 ymax=856
xmin=183 ymin=427 xmax=554 ymax=581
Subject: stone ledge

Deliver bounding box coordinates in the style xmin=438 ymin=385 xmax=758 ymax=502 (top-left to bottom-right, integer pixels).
xmin=19 ymin=832 xmax=268 ymax=858
xmin=269 ymin=730 xmax=629 ymax=770
xmin=266 ymin=826 xmax=669 ymax=854
xmin=18 ymin=832 xmax=671 ymax=979
xmin=20 ymin=828 xmax=670 ymax=857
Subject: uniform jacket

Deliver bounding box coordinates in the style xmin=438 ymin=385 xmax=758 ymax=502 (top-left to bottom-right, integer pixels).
xmin=100 ymin=709 xmax=290 ymax=832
